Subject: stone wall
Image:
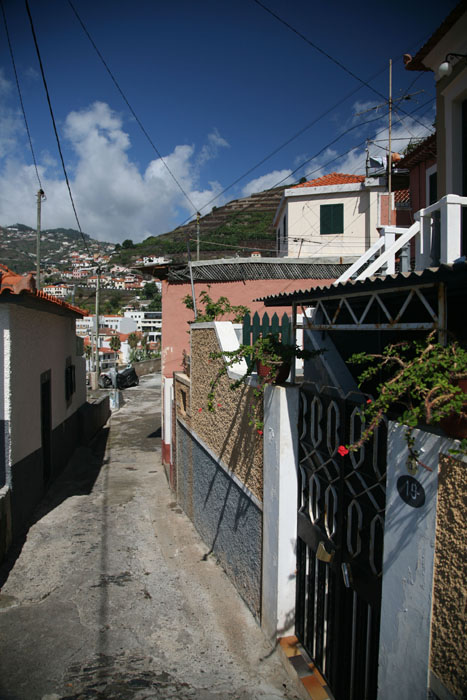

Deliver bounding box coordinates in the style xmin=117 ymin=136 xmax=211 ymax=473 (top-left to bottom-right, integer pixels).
xmin=430 ymin=454 xmax=467 ymax=699
xmin=176 ymin=420 xmax=262 ymax=617
xmin=190 ymin=327 xmax=263 ymax=501
xmin=132 ymin=357 xmax=161 ymax=377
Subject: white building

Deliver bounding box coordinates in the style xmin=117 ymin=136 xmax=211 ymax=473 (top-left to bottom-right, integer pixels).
xmin=76 ymin=314 xmax=137 ymax=337
xmin=0 ymin=265 xmax=88 ymax=558
xmin=274 ymin=173 xmax=409 ymax=259
xmin=123 ymin=310 xmax=161 ymax=342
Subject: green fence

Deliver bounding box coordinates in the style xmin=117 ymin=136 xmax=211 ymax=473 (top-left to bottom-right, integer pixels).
xmin=242 ymin=311 xmax=292 ymax=346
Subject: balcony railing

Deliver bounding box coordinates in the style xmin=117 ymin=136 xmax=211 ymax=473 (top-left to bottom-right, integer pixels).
xmin=334 ymin=194 xmax=467 ymax=285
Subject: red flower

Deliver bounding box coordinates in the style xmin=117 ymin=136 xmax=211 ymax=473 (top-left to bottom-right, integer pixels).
xmin=257 ymin=430 xmax=263 ymax=436
xmin=198 ymin=407 xmax=203 ymax=412
xmin=217 ymin=403 xmax=222 ymax=407
xmin=366 ymin=398 xmax=372 ymax=404
xmin=337 ymin=445 xmax=349 ymax=456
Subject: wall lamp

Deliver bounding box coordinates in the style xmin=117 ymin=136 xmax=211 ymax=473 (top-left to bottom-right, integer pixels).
xmin=438 ymin=53 xmax=467 ymax=79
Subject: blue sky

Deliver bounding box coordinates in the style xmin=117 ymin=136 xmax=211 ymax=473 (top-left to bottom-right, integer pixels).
xmin=0 ymin=0 xmax=455 ymax=242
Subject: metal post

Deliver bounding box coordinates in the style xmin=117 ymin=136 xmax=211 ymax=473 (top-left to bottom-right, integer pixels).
xmin=95 ymin=267 xmax=101 ymax=381
xmin=196 ymin=211 xmax=201 ymax=261
xmin=36 ymin=189 xmax=45 ymax=290
xmin=186 ymin=239 xmax=197 ymax=319
xmin=388 ymin=59 xmax=392 ymax=228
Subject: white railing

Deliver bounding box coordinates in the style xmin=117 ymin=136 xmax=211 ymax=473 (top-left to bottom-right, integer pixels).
xmin=333 ymin=194 xmax=467 ymax=285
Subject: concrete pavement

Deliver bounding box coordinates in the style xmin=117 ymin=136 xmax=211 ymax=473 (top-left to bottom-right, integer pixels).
xmin=0 ymin=374 xmax=301 ymax=700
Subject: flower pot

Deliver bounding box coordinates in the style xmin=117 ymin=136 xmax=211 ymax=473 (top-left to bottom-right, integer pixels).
xmin=439 ymin=378 xmax=467 ymax=439
xmin=257 ymin=360 xmax=291 ymax=384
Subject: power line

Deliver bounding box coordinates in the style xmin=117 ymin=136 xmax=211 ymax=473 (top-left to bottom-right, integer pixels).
xmin=24 ymin=0 xmax=92 ymax=257
xmin=67 ymin=0 xmax=199 ymax=217
xmin=1 ymin=0 xmax=42 ymax=190
xmin=176 ymin=95 xmax=434 ymax=258
xmin=252 ymin=0 xmax=434 ymax=136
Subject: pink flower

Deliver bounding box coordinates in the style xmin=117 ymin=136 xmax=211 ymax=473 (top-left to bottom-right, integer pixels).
xmin=337 ymin=445 xmax=349 ymax=456
xmin=217 ymin=403 xmax=222 ymax=408
xmin=257 ymin=430 xmax=263 ymax=436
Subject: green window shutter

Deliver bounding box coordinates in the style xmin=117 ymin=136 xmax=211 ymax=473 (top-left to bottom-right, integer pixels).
xmin=320 ymin=203 xmax=344 ymax=234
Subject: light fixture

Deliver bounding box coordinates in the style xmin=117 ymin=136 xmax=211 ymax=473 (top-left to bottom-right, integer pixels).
xmin=438 ymin=53 xmax=467 ymax=79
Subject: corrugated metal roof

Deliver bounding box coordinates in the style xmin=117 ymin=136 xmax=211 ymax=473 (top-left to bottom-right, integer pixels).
xmin=260 ymin=262 xmax=467 ymax=306
xmin=167 ymin=258 xmax=351 ymax=283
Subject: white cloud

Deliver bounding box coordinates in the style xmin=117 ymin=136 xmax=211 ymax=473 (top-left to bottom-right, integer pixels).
xmin=0 ymin=99 xmax=229 ymax=242
xmin=197 ymin=128 xmax=230 ymax=167
xmin=241 ymin=168 xmax=294 ymax=197
xmin=297 ymin=105 xmax=435 ymax=181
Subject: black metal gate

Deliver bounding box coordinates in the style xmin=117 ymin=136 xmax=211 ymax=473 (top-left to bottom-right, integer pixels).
xmin=296 ymin=383 xmax=387 ymax=700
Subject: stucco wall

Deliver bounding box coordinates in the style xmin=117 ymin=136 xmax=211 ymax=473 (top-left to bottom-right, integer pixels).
xmin=161 ymin=277 xmax=335 ymax=378
xmin=8 ymin=305 xmax=86 ymax=466
xmin=176 ymin=419 xmax=262 ymax=617
xmin=190 ymin=326 xmax=263 ymax=501
xmin=284 ymin=190 xmax=379 ymax=258
xmin=430 ymin=453 xmax=467 ymax=699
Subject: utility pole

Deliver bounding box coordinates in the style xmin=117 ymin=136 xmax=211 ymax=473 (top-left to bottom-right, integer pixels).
xmin=388 ymin=58 xmax=392 ymax=227
xmin=196 ymin=211 xmax=201 ymax=261
xmin=94 ymin=267 xmax=101 ymax=383
xmin=36 ymin=189 xmax=45 ymax=290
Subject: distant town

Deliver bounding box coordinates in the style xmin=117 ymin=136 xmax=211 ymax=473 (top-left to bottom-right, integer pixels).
xmin=1 ymin=223 xmax=167 ymax=297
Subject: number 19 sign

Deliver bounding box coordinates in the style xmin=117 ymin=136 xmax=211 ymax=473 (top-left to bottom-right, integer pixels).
xmin=397 ymin=475 xmax=426 ymax=508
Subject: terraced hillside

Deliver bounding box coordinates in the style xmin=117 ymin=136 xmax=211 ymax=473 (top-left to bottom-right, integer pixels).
xmin=113 ymin=187 xmax=285 ymax=265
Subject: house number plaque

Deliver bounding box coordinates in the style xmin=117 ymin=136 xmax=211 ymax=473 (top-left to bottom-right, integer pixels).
xmin=397 ymin=475 xmax=425 ymax=508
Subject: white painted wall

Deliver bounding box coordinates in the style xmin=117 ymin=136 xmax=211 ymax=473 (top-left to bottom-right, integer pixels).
xmin=378 ymin=422 xmax=456 ymax=700
xmin=276 ymin=185 xmax=382 ymax=259
xmin=0 ymin=308 xmax=11 ymax=486
xmin=7 ymin=304 xmax=86 ymax=466
xmin=162 ymin=375 xmax=173 ymax=459
xmin=262 ymin=384 xmax=299 ymax=640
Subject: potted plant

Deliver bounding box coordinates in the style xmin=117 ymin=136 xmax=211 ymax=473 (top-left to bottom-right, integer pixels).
xmin=344 ymin=332 xmax=467 ymax=462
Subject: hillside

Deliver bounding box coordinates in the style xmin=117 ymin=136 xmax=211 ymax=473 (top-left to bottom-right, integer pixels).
xmin=112 ymin=187 xmax=285 ymax=265
xmin=0 ymin=224 xmax=113 ymax=274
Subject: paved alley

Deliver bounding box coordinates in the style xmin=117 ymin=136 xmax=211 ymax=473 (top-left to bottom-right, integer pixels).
xmin=0 ymin=374 xmax=300 ymax=700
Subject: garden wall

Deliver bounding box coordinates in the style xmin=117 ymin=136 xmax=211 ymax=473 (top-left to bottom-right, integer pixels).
xmin=190 ymin=325 xmax=263 ymax=501
xmin=174 ymin=323 xmax=264 ymax=616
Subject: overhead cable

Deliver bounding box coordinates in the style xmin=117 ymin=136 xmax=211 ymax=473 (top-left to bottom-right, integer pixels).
xmin=24 ymin=0 xmax=92 ymax=256
xmin=252 ymin=0 xmax=434 ymax=135
xmin=1 ymin=0 xmax=42 ymax=190
xmin=67 ymin=0 xmax=199 ymax=216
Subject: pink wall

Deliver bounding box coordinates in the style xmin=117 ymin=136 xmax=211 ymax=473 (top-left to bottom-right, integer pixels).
xmin=161 ymin=278 xmax=335 ymax=378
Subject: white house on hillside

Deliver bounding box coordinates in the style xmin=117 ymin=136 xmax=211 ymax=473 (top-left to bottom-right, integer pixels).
xmin=274 ymin=172 xmax=410 ymax=259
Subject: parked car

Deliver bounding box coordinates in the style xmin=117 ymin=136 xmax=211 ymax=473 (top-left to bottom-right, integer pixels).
xmin=98 ymin=366 xmax=139 ymax=389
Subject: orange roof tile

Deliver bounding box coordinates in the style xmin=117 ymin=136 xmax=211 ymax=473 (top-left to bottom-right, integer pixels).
xmin=0 ymin=263 xmax=88 ymax=316
xmin=292 ymin=172 xmax=366 ymax=189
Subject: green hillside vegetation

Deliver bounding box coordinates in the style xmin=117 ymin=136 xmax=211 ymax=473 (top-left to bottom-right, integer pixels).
xmin=112 ymin=187 xmax=284 ymax=266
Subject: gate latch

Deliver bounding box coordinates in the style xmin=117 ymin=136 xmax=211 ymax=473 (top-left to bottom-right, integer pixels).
xmin=316 ymin=541 xmax=334 ymax=563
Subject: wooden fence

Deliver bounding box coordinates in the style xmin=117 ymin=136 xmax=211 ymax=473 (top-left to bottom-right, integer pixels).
xmin=242 ymin=311 xmax=292 ymax=346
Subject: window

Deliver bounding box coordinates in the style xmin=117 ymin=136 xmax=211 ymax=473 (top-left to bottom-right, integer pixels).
xmin=320 ymin=203 xmax=344 ymax=235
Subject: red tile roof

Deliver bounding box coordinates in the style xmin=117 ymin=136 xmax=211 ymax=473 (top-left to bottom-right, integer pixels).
xmin=0 ymin=264 xmax=88 ymax=316
xmin=292 ymin=173 xmax=366 ymax=189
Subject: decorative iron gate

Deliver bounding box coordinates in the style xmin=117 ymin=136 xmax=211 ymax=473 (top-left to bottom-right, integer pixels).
xmin=296 ymin=383 xmax=387 ymax=700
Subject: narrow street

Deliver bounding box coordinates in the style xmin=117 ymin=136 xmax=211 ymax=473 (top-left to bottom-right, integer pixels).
xmin=0 ymin=374 xmax=300 ymax=700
